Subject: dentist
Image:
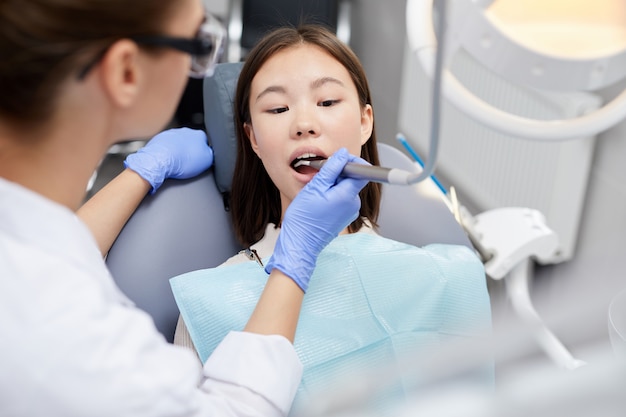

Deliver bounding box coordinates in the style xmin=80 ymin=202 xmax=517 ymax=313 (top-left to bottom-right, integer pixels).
xmin=0 ymin=1 xmax=367 ymax=416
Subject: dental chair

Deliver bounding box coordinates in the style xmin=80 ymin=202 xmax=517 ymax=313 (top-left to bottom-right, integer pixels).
xmin=105 ymin=62 xmax=472 ymax=342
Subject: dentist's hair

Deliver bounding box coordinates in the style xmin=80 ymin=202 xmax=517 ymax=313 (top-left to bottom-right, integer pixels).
xmin=0 ymin=0 xmax=179 ymax=128
xmin=231 ymin=24 xmax=381 ymax=247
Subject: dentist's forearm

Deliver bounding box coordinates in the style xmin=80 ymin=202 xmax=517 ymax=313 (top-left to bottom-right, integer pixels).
xmin=244 ymin=269 xmax=304 ymax=343
xmin=77 ymin=168 xmax=151 ymax=257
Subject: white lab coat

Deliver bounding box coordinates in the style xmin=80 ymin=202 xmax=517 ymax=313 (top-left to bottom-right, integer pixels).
xmin=0 ymin=178 xmax=302 ymax=417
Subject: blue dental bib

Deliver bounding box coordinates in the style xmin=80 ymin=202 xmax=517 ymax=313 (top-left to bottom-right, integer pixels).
xmin=170 ymin=233 xmax=493 ymax=412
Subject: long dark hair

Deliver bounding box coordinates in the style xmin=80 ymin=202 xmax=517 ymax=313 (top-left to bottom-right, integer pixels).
xmin=0 ymin=0 xmax=180 ymax=127
xmin=231 ymin=24 xmax=381 ymax=247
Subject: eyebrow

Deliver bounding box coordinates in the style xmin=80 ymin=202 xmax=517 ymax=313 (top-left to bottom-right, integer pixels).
xmin=311 ymin=76 xmax=344 ymax=89
xmin=255 ymin=86 xmax=286 ymax=102
xmin=255 ymin=76 xmax=345 ymax=102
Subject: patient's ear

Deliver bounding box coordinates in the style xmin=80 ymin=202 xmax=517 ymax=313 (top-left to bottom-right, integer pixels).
xmin=99 ymin=39 xmax=141 ymax=108
xmin=360 ymin=104 xmax=374 ymax=145
xmin=244 ymin=122 xmax=262 ymax=157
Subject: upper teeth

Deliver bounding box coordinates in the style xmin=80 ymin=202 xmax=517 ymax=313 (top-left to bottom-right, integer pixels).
xmin=296 ymin=153 xmax=318 ymax=160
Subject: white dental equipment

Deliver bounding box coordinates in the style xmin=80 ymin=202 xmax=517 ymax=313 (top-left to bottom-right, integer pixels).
xmin=402 ymin=0 xmax=626 ymax=370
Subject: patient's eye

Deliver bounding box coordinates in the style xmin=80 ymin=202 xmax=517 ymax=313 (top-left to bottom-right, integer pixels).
xmin=268 ymin=106 xmax=288 ymax=114
xmin=319 ymin=99 xmax=339 ymax=107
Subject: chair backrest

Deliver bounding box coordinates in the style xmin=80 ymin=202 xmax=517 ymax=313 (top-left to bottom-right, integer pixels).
xmin=105 ymin=62 xmax=472 ymax=342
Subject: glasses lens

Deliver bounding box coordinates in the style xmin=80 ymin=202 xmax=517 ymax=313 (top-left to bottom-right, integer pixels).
xmin=190 ymin=13 xmax=225 ymax=78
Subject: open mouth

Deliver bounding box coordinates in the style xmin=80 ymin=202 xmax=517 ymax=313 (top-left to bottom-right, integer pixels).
xmin=290 ymin=153 xmax=326 ymax=174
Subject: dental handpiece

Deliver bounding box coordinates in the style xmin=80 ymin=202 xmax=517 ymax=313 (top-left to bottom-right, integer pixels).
xmin=294 ymin=159 xmax=418 ymax=185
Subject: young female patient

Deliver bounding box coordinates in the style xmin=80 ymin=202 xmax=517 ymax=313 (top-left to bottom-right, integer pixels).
xmin=171 ymin=24 xmax=493 ymax=412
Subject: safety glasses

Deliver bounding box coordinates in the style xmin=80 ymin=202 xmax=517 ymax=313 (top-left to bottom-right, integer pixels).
xmin=77 ymin=11 xmax=225 ymax=80
xmin=132 ymin=11 xmax=225 ymax=78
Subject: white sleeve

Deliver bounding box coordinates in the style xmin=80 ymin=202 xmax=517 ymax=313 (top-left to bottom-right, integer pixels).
xmin=4 ymin=256 xmax=302 ymax=417
xmin=199 ymin=332 xmax=303 ymax=417
xmin=81 ymin=303 xmax=302 ymax=417
xmin=173 ymin=315 xmax=303 ymax=415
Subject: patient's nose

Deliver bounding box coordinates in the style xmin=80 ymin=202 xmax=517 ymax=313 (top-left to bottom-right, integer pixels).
xmin=291 ymin=108 xmax=320 ymax=139
xmin=297 ymin=128 xmax=316 ymax=137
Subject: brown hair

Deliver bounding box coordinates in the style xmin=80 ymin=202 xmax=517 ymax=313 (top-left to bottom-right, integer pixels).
xmin=0 ymin=0 xmax=180 ymax=128
xmin=231 ymin=24 xmax=381 ymax=247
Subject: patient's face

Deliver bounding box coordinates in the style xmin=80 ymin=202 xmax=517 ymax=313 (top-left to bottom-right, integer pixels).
xmin=245 ymin=43 xmax=373 ymax=217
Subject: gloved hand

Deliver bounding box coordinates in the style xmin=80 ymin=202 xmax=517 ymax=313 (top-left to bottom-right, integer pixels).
xmin=265 ymin=148 xmax=369 ymax=292
xmin=124 ymin=127 xmax=214 ymax=194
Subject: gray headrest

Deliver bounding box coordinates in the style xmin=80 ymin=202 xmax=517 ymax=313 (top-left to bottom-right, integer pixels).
xmin=203 ymin=62 xmax=244 ymax=195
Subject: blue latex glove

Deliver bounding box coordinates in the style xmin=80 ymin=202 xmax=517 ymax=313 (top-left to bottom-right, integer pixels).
xmin=124 ymin=127 xmax=214 ymax=194
xmin=265 ymin=148 xmax=369 ymax=292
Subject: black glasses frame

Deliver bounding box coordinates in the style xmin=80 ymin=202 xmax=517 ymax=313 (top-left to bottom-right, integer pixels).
xmin=76 ymin=10 xmax=225 ymax=80
xmin=131 ymin=35 xmax=215 ymax=57
xmin=76 ymin=36 xmax=215 ymax=80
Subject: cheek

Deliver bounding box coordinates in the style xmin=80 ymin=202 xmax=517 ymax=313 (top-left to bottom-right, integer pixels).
xmin=159 ymin=54 xmax=190 ymax=97
xmin=171 ymin=62 xmax=191 ymax=101
xmin=326 ymin=113 xmax=366 ymax=153
xmin=248 ymin=119 xmax=280 ymax=157
xmin=250 ymin=126 xmax=292 ymax=189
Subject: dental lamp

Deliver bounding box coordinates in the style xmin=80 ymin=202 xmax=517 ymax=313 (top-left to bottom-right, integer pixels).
xmin=406 ymin=0 xmax=626 ymax=141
